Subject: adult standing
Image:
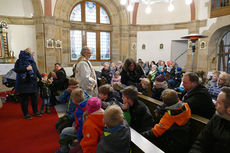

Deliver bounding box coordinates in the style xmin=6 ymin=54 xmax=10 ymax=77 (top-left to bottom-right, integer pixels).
xmin=75 ymin=46 xmax=97 ymax=96
xmin=14 ymin=48 xmax=41 ymax=119
xmin=182 ymin=72 xmax=215 ymax=119
xmin=120 ymin=58 xmax=145 ymax=89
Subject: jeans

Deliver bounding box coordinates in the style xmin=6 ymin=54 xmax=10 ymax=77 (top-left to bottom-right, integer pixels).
xmin=42 ymin=97 xmax=50 ymax=106
xmin=59 ymin=127 xmax=77 ymax=153
xmin=20 ymin=92 xmax=38 ymax=116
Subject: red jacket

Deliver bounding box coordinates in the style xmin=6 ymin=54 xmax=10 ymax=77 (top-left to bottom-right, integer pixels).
xmin=80 ymin=112 xmax=104 ymax=153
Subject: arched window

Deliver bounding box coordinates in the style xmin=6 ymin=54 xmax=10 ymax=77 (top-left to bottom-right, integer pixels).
xmin=218 ymin=31 xmax=230 ymax=73
xmin=70 ymin=1 xmax=111 ymax=61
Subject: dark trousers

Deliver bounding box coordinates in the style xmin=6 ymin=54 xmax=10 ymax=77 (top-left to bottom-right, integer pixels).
xmin=20 ymin=92 xmax=38 ymax=116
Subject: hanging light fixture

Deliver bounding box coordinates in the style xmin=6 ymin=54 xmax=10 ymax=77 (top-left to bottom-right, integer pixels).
xmin=120 ymin=0 xmax=193 ymax=13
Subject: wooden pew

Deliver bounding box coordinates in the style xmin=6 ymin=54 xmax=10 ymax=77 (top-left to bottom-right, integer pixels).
xmin=138 ymin=94 xmax=209 ymax=146
xmin=130 ymin=127 xmax=164 ymax=153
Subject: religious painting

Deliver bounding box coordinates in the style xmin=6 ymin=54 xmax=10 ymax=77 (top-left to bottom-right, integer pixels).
xmin=55 ymin=40 xmax=62 ymax=49
xmin=46 ymin=39 xmax=54 ymax=48
xmin=142 ymin=44 xmax=146 ymax=50
xmin=200 ymin=41 xmax=206 ymax=49
xmin=160 ymin=43 xmax=164 ymax=49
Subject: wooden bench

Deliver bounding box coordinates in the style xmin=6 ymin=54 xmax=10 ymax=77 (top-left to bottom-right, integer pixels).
xmin=130 ymin=127 xmax=164 ymax=153
xmin=138 ymin=94 xmax=209 ymax=145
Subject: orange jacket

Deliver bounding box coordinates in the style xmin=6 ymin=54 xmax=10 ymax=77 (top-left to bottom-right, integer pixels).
xmin=80 ymin=113 xmax=104 ymax=153
xmin=152 ymin=103 xmax=191 ymax=137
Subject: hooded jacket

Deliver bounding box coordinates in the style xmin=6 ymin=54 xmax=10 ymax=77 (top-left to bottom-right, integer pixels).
xmin=80 ymin=112 xmax=104 ymax=153
xmin=14 ymin=51 xmax=41 ymax=93
xmin=96 ymin=124 xmax=131 ymax=153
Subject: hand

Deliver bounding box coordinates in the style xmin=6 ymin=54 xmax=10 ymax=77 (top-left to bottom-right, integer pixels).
xmin=26 ymin=65 xmax=32 ymax=71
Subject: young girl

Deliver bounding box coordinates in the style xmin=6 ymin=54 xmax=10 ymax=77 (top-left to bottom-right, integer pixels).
xmin=38 ymin=73 xmax=52 ymax=114
xmin=111 ymin=71 xmax=121 ymax=85
xmin=70 ymin=97 xmax=104 ymax=153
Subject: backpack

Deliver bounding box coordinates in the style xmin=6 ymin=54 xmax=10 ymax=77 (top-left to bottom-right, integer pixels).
xmin=2 ymin=69 xmax=16 ymax=88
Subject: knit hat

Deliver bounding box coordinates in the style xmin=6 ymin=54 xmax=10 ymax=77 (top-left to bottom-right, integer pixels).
xmin=177 ymin=67 xmax=182 ymax=72
xmin=42 ymin=73 xmax=48 ymax=77
xmin=155 ymin=74 xmax=166 ymax=82
xmin=87 ymin=97 xmax=101 ymax=113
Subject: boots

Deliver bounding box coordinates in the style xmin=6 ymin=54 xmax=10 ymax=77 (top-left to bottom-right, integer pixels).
xmin=40 ymin=104 xmax=44 ymax=114
xmin=46 ymin=105 xmax=51 ymax=114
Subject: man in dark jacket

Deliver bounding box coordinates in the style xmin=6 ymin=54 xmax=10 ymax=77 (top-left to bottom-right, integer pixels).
xmin=122 ymin=86 xmax=154 ymax=133
xmin=182 ymin=72 xmax=215 ymax=119
xmin=189 ymin=87 xmax=230 ymax=153
xmin=14 ymin=48 xmax=42 ymax=119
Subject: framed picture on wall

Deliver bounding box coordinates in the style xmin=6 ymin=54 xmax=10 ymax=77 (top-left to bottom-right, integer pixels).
xmin=46 ymin=39 xmax=54 ymax=48
xmin=200 ymin=41 xmax=206 ymax=49
xmin=0 ymin=35 xmax=3 ymax=58
xmin=55 ymin=40 xmax=62 ymax=49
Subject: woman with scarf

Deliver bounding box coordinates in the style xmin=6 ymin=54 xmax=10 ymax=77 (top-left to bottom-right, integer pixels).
xmin=14 ymin=48 xmax=42 ymax=119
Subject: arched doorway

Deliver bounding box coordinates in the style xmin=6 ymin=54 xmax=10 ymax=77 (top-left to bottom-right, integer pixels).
xmin=218 ymin=31 xmax=230 ymax=73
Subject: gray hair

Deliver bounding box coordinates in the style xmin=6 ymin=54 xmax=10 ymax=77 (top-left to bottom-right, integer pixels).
xmin=81 ymin=46 xmax=90 ymax=55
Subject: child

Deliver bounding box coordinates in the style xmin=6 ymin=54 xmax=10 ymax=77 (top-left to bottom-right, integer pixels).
xmin=55 ymin=78 xmax=90 ymax=134
xmin=111 ymin=71 xmax=121 ymax=85
xmin=70 ymin=97 xmax=104 ymax=153
xmin=139 ymin=78 xmax=151 ymax=96
xmin=151 ymin=74 xmax=168 ymax=101
xmin=112 ymin=82 xmax=123 ymax=102
xmin=56 ymin=88 xmax=87 ymax=153
xmin=38 ymin=73 xmax=52 ymax=114
xmin=205 ymin=71 xmax=220 ymax=89
xmin=149 ymin=65 xmax=158 ymax=82
xmin=98 ymin=84 xmax=122 ymax=109
xmin=96 ymin=105 xmax=131 ymax=153
xmin=142 ymin=89 xmax=191 ymax=153
xmin=101 ymin=62 xmax=112 ymax=84
xmin=122 ymin=86 xmax=154 ymax=133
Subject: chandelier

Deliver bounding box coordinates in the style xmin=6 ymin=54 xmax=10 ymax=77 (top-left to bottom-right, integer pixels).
xmin=120 ymin=0 xmax=193 ymax=14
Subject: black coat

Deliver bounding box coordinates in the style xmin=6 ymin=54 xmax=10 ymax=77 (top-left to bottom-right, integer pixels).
xmin=101 ymin=68 xmax=112 ymax=84
xmin=120 ymin=65 xmax=145 ymax=87
xmin=14 ymin=57 xmax=41 ymax=93
xmin=53 ymin=68 xmax=67 ymax=91
xmin=189 ymin=114 xmax=230 ymax=153
xmin=182 ymin=84 xmax=215 ymax=119
xmin=130 ymin=100 xmax=154 ymax=133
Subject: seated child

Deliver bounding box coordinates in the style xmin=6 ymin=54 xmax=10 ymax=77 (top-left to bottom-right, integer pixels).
xmin=205 ymin=70 xmax=220 ymax=89
xmin=111 ymin=71 xmax=121 ymax=85
xmin=38 ymin=73 xmax=52 ymax=114
xmin=151 ymin=74 xmax=168 ymax=101
xmin=101 ymin=62 xmax=112 ymax=84
xmin=142 ymin=89 xmax=191 ymax=153
xmin=122 ymin=86 xmax=154 ymax=133
xmin=96 ymin=105 xmax=131 ymax=153
xmin=112 ymin=82 xmax=123 ymax=102
xmin=148 ymin=65 xmax=158 ymax=82
xmin=98 ymin=84 xmax=122 ymax=109
xmin=69 ymin=97 xmax=104 ymax=153
xmin=139 ymin=78 xmax=151 ymax=96
xmin=55 ymin=78 xmax=90 ymax=134
xmin=56 ymin=88 xmax=87 ymax=153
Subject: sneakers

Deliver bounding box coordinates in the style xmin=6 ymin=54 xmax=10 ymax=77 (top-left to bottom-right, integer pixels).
xmin=33 ymin=112 xmax=42 ymax=117
xmin=24 ymin=114 xmax=32 ymax=120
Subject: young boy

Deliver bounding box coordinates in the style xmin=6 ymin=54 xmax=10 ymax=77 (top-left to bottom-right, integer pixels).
xmin=142 ymin=89 xmax=191 ymax=153
xmin=55 ymin=78 xmax=89 ymax=134
xmin=98 ymin=84 xmax=122 ymax=109
xmin=96 ymin=105 xmax=131 ymax=153
xmin=38 ymin=73 xmax=52 ymax=114
xmin=122 ymin=86 xmax=154 ymax=133
xmin=56 ymin=88 xmax=87 ymax=153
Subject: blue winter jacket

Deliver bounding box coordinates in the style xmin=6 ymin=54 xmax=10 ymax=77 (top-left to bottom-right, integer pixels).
xmin=58 ymin=90 xmax=90 ymax=121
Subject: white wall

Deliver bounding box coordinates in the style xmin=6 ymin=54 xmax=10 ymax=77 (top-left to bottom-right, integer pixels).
xmin=0 ymin=0 xmax=33 ymax=17
xmin=7 ymin=25 xmax=37 ymax=60
xmin=137 ymin=1 xmax=191 ymax=24
xmin=196 ymin=0 xmax=209 ymax=20
xmin=137 ymin=29 xmax=188 ymax=63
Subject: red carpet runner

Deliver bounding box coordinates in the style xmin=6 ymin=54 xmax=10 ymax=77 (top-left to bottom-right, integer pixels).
xmin=0 ymin=94 xmax=59 ymax=153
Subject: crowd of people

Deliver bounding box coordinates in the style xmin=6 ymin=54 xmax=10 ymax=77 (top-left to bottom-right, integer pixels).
xmin=12 ymin=47 xmax=230 ymax=153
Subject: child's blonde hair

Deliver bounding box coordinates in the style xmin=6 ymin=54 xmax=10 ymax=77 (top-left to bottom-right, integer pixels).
xmin=71 ymin=88 xmax=84 ymax=103
xmin=161 ymin=89 xmax=178 ymax=106
xmin=104 ymin=105 xmax=123 ymax=128
xmin=112 ymin=82 xmax=123 ymax=91
xmin=98 ymin=84 xmax=113 ymax=95
xmin=141 ymin=78 xmax=150 ymax=86
xmin=68 ymin=78 xmax=79 ymax=86
xmin=114 ymin=71 xmax=120 ymax=76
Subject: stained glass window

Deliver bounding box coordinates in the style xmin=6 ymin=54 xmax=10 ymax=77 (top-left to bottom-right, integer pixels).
xmin=85 ymin=2 xmax=96 ymax=23
xmin=70 ymin=1 xmax=111 ymax=61
xmin=70 ymin=30 xmax=82 ymax=60
xmin=87 ymin=32 xmax=96 ymax=60
xmin=100 ymin=7 xmax=110 ymax=24
xmin=100 ymin=32 xmax=110 ymax=60
xmin=70 ymin=4 xmax=81 ymax=21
